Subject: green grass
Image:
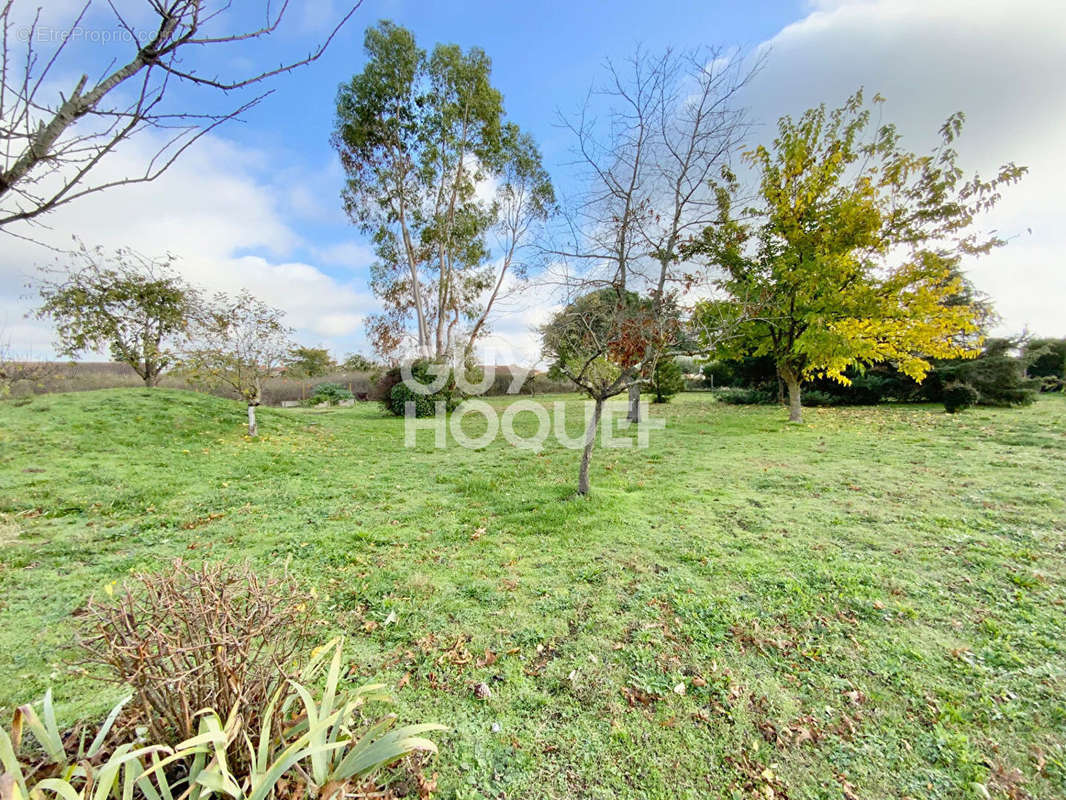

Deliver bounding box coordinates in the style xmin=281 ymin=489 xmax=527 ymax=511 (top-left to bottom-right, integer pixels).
xmin=1 ymin=388 xmax=1064 ymax=799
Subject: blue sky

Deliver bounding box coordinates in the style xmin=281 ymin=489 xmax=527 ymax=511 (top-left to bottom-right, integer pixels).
xmin=3 ymin=0 xmax=1063 ymax=363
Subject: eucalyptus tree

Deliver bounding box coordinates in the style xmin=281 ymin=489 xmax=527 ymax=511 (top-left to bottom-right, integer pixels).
xmin=34 ymin=242 xmax=197 ymax=386
xmin=332 ymin=21 xmax=553 ymax=362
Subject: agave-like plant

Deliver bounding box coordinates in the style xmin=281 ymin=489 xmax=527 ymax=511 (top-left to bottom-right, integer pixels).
xmin=0 ymin=639 xmax=445 ymax=800
xmin=280 ymin=638 xmax=445 ymax=796
xmin=0 ymin=690 xmax=177 ymax=800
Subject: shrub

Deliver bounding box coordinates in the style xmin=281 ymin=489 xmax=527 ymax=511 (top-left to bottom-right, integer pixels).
xmin=943 ymin=382 xmax=979 ymax=413
xmin=713 ymin=387 xmax=775 ymax=405
xmin=799 ymin=389 xmax=837 ymax=407
xmin=308 ymin=382 xmax=354 ymax=406
xmin=380 ymin=360 xmax=462 ymax=417
xmin=78 ymin=560 xmax=315 ymax=760
xmin=648 ymin=358 xmax=684 ymax=403
xmin=1039 ymin=374 xmax=1065 ymax=393
xmin=934 ymin=338 xmax=1039 ymax=407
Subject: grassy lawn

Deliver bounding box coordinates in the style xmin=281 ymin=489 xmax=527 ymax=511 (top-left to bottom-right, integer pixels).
xmin=1 ymin=388 xmax=1064 ymax=799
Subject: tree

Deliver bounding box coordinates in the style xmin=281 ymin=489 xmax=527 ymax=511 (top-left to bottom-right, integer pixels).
xmin=340 ymin=352 xmax=378 ymax=372
xmin=0 ymin=0 xmax=359 ymax=228
xmin=184 ymin=291 xmax=293 ymax=436
xmin=550 ymin=46 xmax=756 ymax=424
xmin=1024 ymin=337 xmax=1066 ymax=391
xmin=34 ymin=242 xmax=197 ymax=385
xmin=648 ymin=358 xmax=684 ymax=403
xmin=285 ymin=346 xmax=334 ymax=378
xmin=332 ymin=21 xmax=553 ymax=362
xmin=934 ymin=337 xmax=1040 ymax=406
xmin=689 ymin=90 xmax=1027 ymax=422
xmin=541 ymin=288 xmax=666 ymax=495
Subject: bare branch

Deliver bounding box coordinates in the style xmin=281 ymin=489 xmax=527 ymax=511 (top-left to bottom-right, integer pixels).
xmin=0 ymin=0 xmax=361 ymax=228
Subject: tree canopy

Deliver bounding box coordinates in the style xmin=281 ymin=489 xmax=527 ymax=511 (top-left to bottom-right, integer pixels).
xmin=285 ymin=347 xmax=335 ymax=378
xmin=332 ymin=21 xmax=553 ymax=361
xmin=689 ymin=90 xmax=1026 ymax=422
xmin=34 ymin=243 xmax=197 ymax=386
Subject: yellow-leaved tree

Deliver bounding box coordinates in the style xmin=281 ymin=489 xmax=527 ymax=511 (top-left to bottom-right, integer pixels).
xmin=690 ymin=90 xmax=1026 ymax=422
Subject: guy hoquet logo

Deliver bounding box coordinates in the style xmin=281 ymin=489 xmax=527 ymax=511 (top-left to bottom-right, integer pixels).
xmin=398 ymin=360 xmax=664 ymax=451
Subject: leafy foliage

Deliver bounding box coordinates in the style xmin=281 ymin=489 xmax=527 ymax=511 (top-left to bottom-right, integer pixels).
xmin=541 ymin=289 xmax=664 ymax=400
xmin=0 ymin=641 xmax=444 ymax=800
xmin=690 ymin=90 xmax=1026 ymax=420
xmin=34 ymin=243 xmax=197 ymax=386
xmin=332 ymin=22 xmax=553 ymax=360
xmin=648 ymin=359 xmax=684 ymax=403
xmin=942 ymin=382 xmax=979 ymax=413
xmin=1024 ymin=338 xmax=1066 ymax=391
xmin=380 ymin=360 xmax=462 ymax=417
xmin=308 ymin=383 xmax=354 ymax=407
xmin=932 ymin=337 xmax=1039 ymax=407
xmin=712 ymin=387 xmax=775 ymax=405
xmin=285 ymin=348 xmax=335 ymax=378
xmin=339 ymin=353 xmax=379 ymax=373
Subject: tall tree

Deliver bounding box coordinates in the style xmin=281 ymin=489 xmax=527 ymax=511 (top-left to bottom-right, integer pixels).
xmin=183 ymin=291 xmax=293 ymax=436
xmin=551 ymin=46 xmax=756 ymax=423
xmin=34 ymin=242 xmax=197 ymax=385
xmin=332 ymin=21 xmax=552 ymax=362
xmin=689 ymin=91 xmax=1026 ymax=422
xmin=0 ymin=0 xmax=359 ymax=228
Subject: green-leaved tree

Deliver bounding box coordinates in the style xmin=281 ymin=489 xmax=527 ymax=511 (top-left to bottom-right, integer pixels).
xmin=35 ymin=243 xmax=197 ymax=386
xmin=285 ymin=346 xmax=335 ymax=378
xmin=690 ymin=91 xmax=1026 ymax=422
xmin=332 ymin=21 xmax=553 ymax=361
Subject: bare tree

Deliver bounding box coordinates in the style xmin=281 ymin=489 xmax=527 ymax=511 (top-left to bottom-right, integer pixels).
xmin=548 ymin=46 xmax=759 ymax=423
xmin=0 ymin=0 xmax=360 ymax=228
xmin=183 ymin=290 xmax=293 ymax=436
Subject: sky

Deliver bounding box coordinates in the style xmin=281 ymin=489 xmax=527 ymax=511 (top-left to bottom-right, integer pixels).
xmin=2 ymin=0 xmax=1063 ymax=365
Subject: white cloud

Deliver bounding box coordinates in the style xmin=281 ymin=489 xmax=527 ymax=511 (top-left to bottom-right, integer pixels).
xmin=743 ymin=0 xmax=1066 ymax=337
xmin=0 ymin=132 xmax=374 ymax=359
xmin=312 ymin=241 xmax=377 ymax=269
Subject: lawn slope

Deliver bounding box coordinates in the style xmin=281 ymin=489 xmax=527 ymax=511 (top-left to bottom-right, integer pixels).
xmin=1 ymin=389 xmax=1064 ymax=799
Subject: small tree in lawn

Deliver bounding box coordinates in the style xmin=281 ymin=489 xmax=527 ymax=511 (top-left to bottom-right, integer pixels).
xmin=185 ymin=291 xmax=293 ymax=436
xmin=34 ymin=242 xmax=197 ymax=386
xmin=541 ymin=288 xmax=664 ymax=496
xmin=689 ymin=90 xmax=1026 ymax=423
xmin=648 ymin=358 xmax=684 ymax=403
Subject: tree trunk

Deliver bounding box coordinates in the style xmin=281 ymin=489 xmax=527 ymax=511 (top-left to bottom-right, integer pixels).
xmin=784 ymin=374 xmax=802 ymax=423
xmin=247 ymin=404 xmax=258 ymax=437
xmin=626 ymin=383 xmax=641 ymax=422
xmin=577 ymin=397 xmax=605 ymax=496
